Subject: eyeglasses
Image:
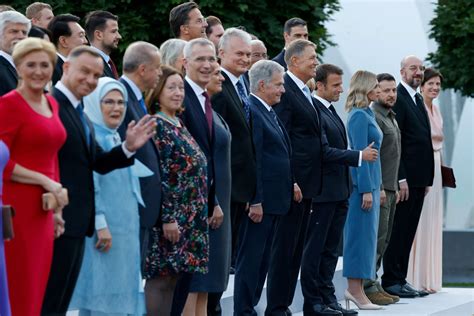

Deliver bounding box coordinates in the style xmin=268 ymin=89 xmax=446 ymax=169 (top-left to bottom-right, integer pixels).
xmin=101 ymin=99 xmax=125 ymax=107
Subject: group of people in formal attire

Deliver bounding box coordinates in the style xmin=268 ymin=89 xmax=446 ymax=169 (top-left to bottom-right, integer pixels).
xmin=0 ymin=2 xmax=447 ymax=316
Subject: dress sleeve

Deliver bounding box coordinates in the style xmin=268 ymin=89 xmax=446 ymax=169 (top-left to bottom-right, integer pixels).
xmin=155 ymin=121 xmax=176 ymax=223
xmin=0 ymin=96 xmax=22 ymax=179
xmin=347 ymin=111 xmax=372 ymax=193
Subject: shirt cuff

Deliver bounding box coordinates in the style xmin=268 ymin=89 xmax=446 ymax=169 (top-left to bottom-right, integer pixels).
xmin=399 ymin=179 xmax=407 ymax=183
xmin=95 ymin=214 xmax=108 ymax=230
xmin=251 ymin=203 xmax=262 ymax=207
xmin=121 ymin=142 xmax=135 ymax=158
xmin=358 ymin=151 xmax=363 ymax=167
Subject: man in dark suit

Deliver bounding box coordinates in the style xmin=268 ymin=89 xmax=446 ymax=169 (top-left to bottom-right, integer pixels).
xmin=268 ymin=40 xmax=377 ymax=315
xmin=272 ymin=17 xmax=308 ymax=70
xmin=169 ymin=1 xmax=208 ymax=42
xmin=118 ymin=41 xmax=162 ymax=267
xmin=48 ymin=14 xmax=87 ymax=85
xmin=382 ymin=55 xmax=434 ymax=298
xmin=212 ymin=27 xmax=256 ymax=264
xmin=211 ymin=27 xmax=256 ymax=315
xmin=300 ymin=64 xmax=364 ymax=316
xmin=41 ymin=46 xmax=156 ymax=316
xmin=0 ymin=11 xmax=30 ymax=96
xmin=169 ymin=37 xmax=223 ymax=316
xmin=234 ymin=59 xmax=296 ymax=315
xmin=84 ymin=10 xmax=121 ymax=79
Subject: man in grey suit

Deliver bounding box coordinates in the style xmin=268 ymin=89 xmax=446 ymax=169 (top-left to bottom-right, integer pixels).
xmin=364 ymin=73 xmax=402 ymax=305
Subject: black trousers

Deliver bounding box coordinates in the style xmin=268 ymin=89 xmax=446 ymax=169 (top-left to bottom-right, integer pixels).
xmin=301 ymin=200 xmax=348 ymax=306
xmin=231 ymin=201 xmax=248 ymax=265
xmin=41 ymin=236 xmax=85 ymax=316
xmin=382 ymin=187 xmax=426 ymax=287
xmin=265 ymin=198 xmax=312 ymax=315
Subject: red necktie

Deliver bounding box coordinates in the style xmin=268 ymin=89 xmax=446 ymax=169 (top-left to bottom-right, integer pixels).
xmin=108 ymin=59 xmax=119 ymax=79
xmin=202 ymin=91 xmax=213 ymax=138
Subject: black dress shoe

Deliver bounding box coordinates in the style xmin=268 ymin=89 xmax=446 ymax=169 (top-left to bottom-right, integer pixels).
xmin=384 ymin=284 xmax=419 ymax=298
xmin=326 ymin=302 xmax=358 ymax=315
xmin=303 ymin=303 xmax=342 ymax=316
xmin=404 ymin=283 xmax=429 ymax=297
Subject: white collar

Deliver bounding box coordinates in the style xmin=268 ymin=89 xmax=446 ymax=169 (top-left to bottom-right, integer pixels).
xmin=221 ymin=67 xmax=241 ymax=86
xmin=55 ymin=81 xmax=81 ymax=109
xmin=0 ymin=51 xmax=15 ymax=69
xmin=90 ymin=46 xmax=110 ymax=63
xmin=56 ymin=52 xmax=67 ymax=62
xmin=251 ymin=93 xmax=272 ymax=112
xmin=287 ymin=70 xmax=307 ymax=91
xmin=185 ymin=76 xmax=206 ymax=96
xmin=121 ymin=75 xmax=143 ymax=101
xmin=314 ymin=94 xmax=332 ymax=109
xmin=400 ymin=80 xmax=418 ymax=98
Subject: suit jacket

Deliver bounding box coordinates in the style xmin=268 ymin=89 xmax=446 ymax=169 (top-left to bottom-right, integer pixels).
xmin=52 ymin=57 xmax=64 ymax=85
xmin=181 ymin=80 xmax=217 ymax=215
xmin=101 ymin=58 xmax=115 ymax=79
xmin=274 ymin=73 xmax=359 ymax=198
xmin=54 ymin=87 xmax=134 ymax=237
xmin=393 ymin=83 xmax=434 ymax=187
xmin=212 ymin=71 xmax=256 ymax=203
xmin=118 ymin=78 xmax=162 ymax=228
xmin=313 ymin=99 xmax=353 ymax=203
xmin=272 ymin=49 xmax=287 ymax=70
xmin=0 ymin=56 xmax=18 ymax=96
xmin=250 ymin=95 xmax=292 ymax=215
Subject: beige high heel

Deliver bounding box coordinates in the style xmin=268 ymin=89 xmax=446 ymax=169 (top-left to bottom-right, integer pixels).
xmin=345 ymin=290 xmax=383 ymax=310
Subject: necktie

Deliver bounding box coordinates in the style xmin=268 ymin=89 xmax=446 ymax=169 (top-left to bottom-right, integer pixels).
xmin=108 ymin=59 xmax=119 ymax=79
xmin=415 ymin=93 xmax=424 ymax=108
xmin=76 ymin=102 xmax=91 ymax=148
xmin=202 ymin=91 xmax=213 ymax=137
xmin=302 ymin=85 xmax=313 ymax=105
xmin=236 ymin=80 xmax=250 ymax=123
xmin=269 ymin=108 xmax=283 ymax=135
xmin=138 ymin=98 xmax=148 ymax=115
xmin=328 ymin=104 xmax=338 ymax=117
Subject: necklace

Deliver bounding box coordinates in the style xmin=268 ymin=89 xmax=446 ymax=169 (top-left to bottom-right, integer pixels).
xmin=157 ymin=111 xmax=180 ymax=126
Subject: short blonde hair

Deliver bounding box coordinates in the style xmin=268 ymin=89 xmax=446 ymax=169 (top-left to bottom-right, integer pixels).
xmin=345 ymin=70 xmax=377 ymax=112
xmin=12 ymin=37 xmax=57 ymax=67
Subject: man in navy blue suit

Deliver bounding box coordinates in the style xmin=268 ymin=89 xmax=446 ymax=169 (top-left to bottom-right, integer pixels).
xmin=271 ymin=17 xmax=308 ymax=70
xmin=300 ymin=64 xmax=361 ymax=316
xmin=268 ymin=40 xmax=377 ymax=316
xmin=118 ymin=41 xmax=162 ymax=268
xmin=234 ymin=59 xmax=299 ymax=315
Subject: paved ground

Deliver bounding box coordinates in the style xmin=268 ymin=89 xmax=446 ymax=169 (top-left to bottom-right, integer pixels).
xmin=293 ymin=287 xmax=474 ymax=316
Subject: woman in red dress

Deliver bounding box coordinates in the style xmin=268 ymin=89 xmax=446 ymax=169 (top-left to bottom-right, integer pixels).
xmin=0 ymin=38 xmax=68 ymax=315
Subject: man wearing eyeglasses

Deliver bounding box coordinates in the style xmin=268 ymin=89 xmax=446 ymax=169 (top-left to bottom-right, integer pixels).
xmin=381 ymin=55 xmax=434 ymax=299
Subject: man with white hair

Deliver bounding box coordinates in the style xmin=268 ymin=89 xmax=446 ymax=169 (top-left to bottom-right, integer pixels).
xmin=233 ymin=59 xmax=295 ymax=315
xmin=212 ymin=26 xmax=256 ymax=269
xmin=0 ymin=10 xmax=30 ymax=96
xmin=250 ymin=39 xmax=268 ymax=67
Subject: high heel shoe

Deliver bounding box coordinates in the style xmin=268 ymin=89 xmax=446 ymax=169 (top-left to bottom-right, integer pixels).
xmin=345 ymin=290 xmax=383 ymax=310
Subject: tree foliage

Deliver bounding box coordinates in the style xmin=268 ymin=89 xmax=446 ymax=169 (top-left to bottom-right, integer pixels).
xmin=10 ymin=0 xmax=340 ymax=61
xmin=428 ymin=0 xmax=474 ymax=97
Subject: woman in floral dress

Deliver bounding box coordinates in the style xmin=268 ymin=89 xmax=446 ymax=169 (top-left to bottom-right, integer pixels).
xmin=144 ymin=65 xmax=208 ymax=315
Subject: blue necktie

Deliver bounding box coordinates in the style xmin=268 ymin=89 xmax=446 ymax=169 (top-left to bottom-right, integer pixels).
xmin=138 ymin=98 xmax=148 ymax=115
xmin=236 ymin=80 xmax=250 ymax=123
xmin=76 ymin=102 xmax=91 ymax=148
xmin=302 ymin=86 xmax=313 ymax=105
xmin=269 ymin=108 xmax=283 ymax=135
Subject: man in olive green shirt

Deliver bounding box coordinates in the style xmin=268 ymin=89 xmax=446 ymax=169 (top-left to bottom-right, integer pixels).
xmin=364 ymin=73 xmax=402 ymax=304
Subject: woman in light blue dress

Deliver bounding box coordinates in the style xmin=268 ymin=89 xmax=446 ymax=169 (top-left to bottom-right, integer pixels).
xmin=343 ymin=71 xmax=383 ymax=310
xmin=69 ymin=77 xmax=149 ymax=315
